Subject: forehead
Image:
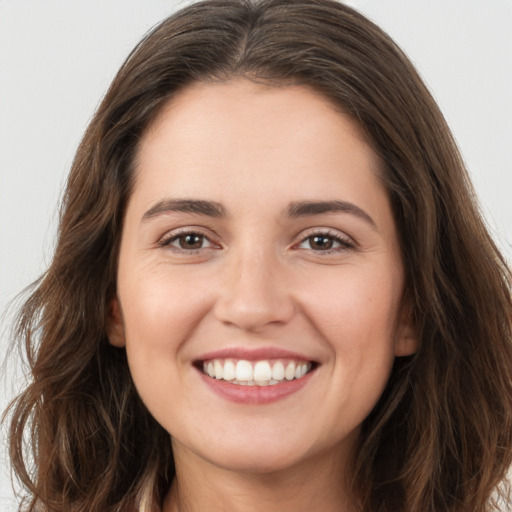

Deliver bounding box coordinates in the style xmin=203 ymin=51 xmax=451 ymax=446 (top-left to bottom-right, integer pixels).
xmin=133 ymin=79 xmax=384 ymax=202
xmin=143 ymin=79 xmax=373 ymax=154
xmin=124 ymin=78 xmax=400 ymax=262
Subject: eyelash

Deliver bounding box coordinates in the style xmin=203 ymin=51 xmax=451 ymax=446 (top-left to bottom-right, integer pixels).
xmin=294 ymin=229 xmax=355 ymax=253
xmin=158 ymin=229 xmax=217 ymax=252
xmin=158 ymin=228 xmax=355 ymax=254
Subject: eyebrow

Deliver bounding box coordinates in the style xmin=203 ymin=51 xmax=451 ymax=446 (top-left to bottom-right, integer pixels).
xmin=142 ymin=198 xmax=226 ymax=222
xmin=142 ymin=198 xmax=376 ymax=228
xmin=286 ymin=200 xmax=376 ymax=228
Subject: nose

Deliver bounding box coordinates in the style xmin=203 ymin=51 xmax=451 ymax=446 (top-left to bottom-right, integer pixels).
xmin=213 ymin=246 xmax=295 ymax=332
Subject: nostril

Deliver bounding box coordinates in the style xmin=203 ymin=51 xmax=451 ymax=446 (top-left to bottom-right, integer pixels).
xmin=213 ymin=295 xmax=295 ymax=332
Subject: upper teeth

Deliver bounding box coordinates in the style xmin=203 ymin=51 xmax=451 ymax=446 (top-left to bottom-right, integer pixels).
xmin=202 ymin=359 xmax=311 ymax=386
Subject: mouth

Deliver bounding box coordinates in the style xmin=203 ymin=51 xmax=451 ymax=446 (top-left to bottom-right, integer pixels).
xmin=196 ymin=358 xmax=316 ymax=386
xmin=194 ymin=348 xmax=320 ymax=404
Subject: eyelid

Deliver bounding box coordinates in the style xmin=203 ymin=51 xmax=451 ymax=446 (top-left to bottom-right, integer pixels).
xmin=157 ymin=226 xmax=221 ymax=251
xmin=292 ymin=227 xmax=356 ymax=251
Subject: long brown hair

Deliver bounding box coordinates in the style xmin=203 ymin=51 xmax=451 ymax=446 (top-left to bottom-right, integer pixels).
xmin=5 ymin=0 xmax=512 ymax=510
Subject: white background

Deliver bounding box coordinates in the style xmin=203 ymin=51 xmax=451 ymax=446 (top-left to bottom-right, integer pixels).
xmin=1 ymin=1 xmax=511 ymax=509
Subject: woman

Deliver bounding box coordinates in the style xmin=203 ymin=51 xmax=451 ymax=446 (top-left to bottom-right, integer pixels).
xmin=5 ymin=0 xmax=512 ymax=510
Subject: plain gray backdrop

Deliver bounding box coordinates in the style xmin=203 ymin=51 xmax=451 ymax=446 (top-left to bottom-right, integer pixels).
xmin=1 ymin=1 xmax=511 ymax=509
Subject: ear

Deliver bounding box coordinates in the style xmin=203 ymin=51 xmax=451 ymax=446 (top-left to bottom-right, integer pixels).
xmin=394 ymin=299 xmax=418 ymax=357
xmin=107 ymin=296 xmax=126 ymax=347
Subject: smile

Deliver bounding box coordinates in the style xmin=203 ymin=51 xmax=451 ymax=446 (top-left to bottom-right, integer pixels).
xmin=194 ymin=348 xmax=319 ymax=404
xmin=201 ymin=358 xmax=312 ymax=386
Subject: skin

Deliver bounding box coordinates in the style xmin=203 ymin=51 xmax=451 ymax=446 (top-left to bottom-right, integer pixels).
xmin=108 ymin=79 xmax=417 ymax=511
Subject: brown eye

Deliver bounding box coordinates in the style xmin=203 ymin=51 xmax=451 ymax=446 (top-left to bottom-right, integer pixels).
xmin=297 ymin=231 xmax=354 ymax=252
xmin=308 ymin=235 xmax=334 ymax=250
xmin=161 ymin=232 xmax=214 ymax=251
xmin=178 ymin=233 xmax=204 ymax=249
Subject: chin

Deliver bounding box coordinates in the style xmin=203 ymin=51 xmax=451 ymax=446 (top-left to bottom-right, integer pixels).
xmin=196 ymin=427 xmax=344 ymax=476
xmin=207 ymin=448 xmax=307 ymax=475
xmin=177 ymin=430 xmax=311 ymax=475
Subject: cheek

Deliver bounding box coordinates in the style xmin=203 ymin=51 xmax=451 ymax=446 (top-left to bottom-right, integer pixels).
xmin=118 ymin=266 xmax=215 ymax=387
xmin=299 ymin=264 xmax=402 ymax=414
xmin=121 ymin=264 xmax=213 ymax=342
xmin=118 ymin=268 xmax=215 ymax=432
xmin=300 ymin=261 xmax=402 ymax=345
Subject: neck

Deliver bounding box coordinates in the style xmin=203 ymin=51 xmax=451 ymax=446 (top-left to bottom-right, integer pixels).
xmin=162 ymin=439 xmax=357 ymax=512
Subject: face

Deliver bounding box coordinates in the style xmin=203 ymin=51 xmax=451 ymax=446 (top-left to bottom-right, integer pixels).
xmin=109 ymin=79 xmax=416 ymax=475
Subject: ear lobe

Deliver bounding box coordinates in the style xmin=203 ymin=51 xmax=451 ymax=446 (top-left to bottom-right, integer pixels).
xmin=394 ymin=301 xmax=418 ymax=357
xmin=107 ymin=297 xmax=126 ymax=347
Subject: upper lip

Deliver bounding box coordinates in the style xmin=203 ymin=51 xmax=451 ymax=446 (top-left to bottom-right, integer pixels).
xmin=196 ymin=346 xmax=318 ymax=363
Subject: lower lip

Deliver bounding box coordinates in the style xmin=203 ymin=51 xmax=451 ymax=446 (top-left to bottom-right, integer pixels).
xmin=198 ymin=369 xmax=315 ymax=404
